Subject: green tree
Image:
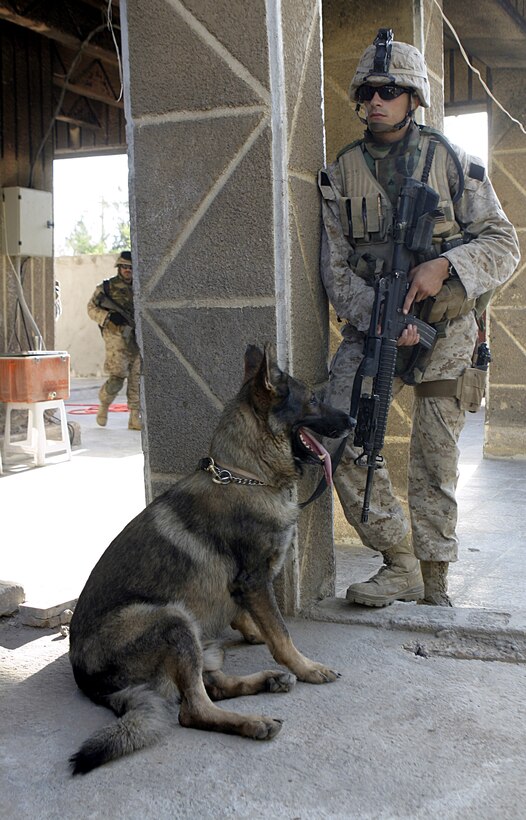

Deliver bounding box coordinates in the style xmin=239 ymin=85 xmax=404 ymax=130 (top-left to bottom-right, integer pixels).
xmin=64 ymin=199 xmax=130 ymax=255
xmin=65 ymin=218 xmax=106 ymax=255
xmin=110 ymin=219 xmax=131 ymax=251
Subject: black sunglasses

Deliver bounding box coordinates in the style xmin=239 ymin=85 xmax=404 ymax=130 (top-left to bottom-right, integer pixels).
xmin=357 ymin=84 xmax=412 ymax=102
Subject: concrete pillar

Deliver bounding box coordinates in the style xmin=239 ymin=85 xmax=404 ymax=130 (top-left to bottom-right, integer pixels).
xmin=120 ymin=0 xmax=331 ymax=612
xmin=485 ymin=69 xmax=526 ymax=458
xmin=321 ymin=0 xmax=445 ymax=541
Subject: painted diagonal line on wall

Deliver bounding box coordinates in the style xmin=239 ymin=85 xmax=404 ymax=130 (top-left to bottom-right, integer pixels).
xmin=143 ymin=308 xmax=225 ymax=412
xmin=135 ymin=105 xmax=267 ymax=128
xmin=492 ymin=315 xmax=526 ymax=359
xmin=288 ymin=179 xmax=326 ymax=344
xmin=325 ymin=75 xmax=353 ymax=106
xmin=492 ymin=158 xmax=526 ymax=199
xmin=145 ymin=296 xmax=276 ymax=310
xmin=287 ymin=4 xmax=319 ymax=159
xmin=167 ymin=0 xmax=270 ymax=105
xmin=144 ymin=114 xmax=269 ymax=298
xmin=494 ymin=258 xmax=526 ymax=296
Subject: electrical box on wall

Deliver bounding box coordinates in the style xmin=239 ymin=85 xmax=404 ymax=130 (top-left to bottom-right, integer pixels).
xmin=1 ymin=187 xmax=53 ymax=257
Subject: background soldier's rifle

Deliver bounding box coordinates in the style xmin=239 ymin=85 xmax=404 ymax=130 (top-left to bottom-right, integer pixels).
xmin=350 ymin=177 xmax=440 ymax=523
xmin=96 ymin=285 xmax=135 ymax=342
xmin=97 ymin=293 xmax=135 ymax=329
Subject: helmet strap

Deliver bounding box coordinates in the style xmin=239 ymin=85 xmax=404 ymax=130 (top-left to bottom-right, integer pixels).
xmin=355 ymin=103 xmax=368 ymax=126
xmin=355 ymin=100 xmax=416 ymax=134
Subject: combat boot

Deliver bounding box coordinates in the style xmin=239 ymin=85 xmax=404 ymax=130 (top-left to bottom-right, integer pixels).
xmin=96 ymin=388 xmax=110 ymax=427
xmin=128 ymin=409 xmax=142 ymax=431
xmin=418 ymin=561 xmax=452 ymax=607
xmin=346 ymin=536 xmax=424 ymax=607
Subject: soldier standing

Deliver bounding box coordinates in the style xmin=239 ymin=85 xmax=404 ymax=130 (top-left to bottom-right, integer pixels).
xmin=87 ymin=250 xmax=142 ymax=431
xmin=319 ymin=30 xmax=520 ymax=606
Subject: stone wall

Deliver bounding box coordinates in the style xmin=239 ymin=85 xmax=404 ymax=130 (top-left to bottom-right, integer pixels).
xmin=54 ymin=254 xmax=116 ymax=378
xmin=485 ymin=69 xmax=526 ymax=459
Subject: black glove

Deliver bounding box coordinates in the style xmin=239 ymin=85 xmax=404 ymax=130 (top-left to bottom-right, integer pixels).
xmin=109 ymin=312 xmax=128 ymax=326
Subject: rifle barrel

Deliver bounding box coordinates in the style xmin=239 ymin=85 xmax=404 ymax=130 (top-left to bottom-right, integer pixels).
xmin=362 ymin=465 xmax=376 ymax=523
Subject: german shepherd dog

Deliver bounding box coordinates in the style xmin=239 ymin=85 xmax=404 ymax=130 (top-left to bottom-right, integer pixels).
xmin=69 ymin=344 xmax=352 ymax=774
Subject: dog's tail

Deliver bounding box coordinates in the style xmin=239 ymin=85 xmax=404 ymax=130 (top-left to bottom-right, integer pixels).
xmin=70 ymin=684 xmax=177 ymax=775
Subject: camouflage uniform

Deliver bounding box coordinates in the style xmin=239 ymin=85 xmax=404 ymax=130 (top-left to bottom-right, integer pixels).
xmin=318 ymin=31 xmax=521 ymax=606
xmin=87 ymin=274 xmax=141 ymax=413
xmin=320 ymin=127 xmax=520 ymax=569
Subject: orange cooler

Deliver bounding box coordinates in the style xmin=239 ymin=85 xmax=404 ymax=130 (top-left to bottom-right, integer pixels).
xmin=0 ymin=352 xmax=70 ymax=402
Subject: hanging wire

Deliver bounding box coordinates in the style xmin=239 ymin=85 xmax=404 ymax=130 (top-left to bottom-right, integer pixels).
xmin=28 ymin=4 xmax=125 ymax=188
xmin=107 ymin=0 xmax=124 ymax=102
xmin=28 ymin=23 xmax=106 ymax=188
xmin=432 ymin=0 xmax=526 ymax=136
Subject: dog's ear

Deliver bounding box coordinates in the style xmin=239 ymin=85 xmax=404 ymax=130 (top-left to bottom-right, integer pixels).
xmin=244 ymin=343 xmax=283 ymax=408
xmin=261 ymin=343 xmax=281 ymax=392
xmin=243 ymin=345 xmax=265 ymax=384
xmin=253 ymin=343 xmax=283 ymax=400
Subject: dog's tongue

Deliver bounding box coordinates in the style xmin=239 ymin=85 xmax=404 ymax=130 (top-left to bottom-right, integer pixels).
xmin=300 ymin=427 xmax=333 ymax=486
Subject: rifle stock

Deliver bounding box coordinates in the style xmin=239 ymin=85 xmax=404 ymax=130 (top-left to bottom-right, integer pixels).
xmin=350 ymin=178 xmax=440 ymax=522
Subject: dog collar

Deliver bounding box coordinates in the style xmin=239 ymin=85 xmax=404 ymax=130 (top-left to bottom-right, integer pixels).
xmin=198 ymin=457 xmax=267 ymax=486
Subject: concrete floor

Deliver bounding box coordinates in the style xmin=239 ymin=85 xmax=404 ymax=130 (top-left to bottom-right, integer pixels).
xmin=2 ymin=380 xmax=524 ymax=612
xmin=1 ymin=380 xmax=526 ymax=818
xmin=1 ymin=379 xmax=146 ymax=607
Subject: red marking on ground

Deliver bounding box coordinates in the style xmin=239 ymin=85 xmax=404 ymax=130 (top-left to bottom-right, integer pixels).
xmin=66 ymin=403 xmax=129 ymax=415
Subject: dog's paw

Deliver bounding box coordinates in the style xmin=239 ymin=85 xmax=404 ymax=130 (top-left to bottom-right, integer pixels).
xmin=242 ymin=631 xmax=265 ymax=645
xmin=266 ymin=672 xmax=296 ymax=693
xmin=299 ymin=664 xmax=341 ymax=684
xmin=250 ymin=717 xmax=283 ymax=740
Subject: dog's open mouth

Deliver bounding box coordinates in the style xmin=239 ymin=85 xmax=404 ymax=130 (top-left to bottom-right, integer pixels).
xmin=293 ymin=426 xmax=333 ymax=486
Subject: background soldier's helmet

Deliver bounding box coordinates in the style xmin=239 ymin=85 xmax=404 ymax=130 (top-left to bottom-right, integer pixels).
xmin=349 ymin=39 xmax=431 ymax=108
xmin=115 ymin=250 xmax=132 ymax=267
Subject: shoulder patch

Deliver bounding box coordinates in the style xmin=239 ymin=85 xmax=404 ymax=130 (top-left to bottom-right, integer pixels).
xmin=468 ymin=162 xmax=485 ymax=182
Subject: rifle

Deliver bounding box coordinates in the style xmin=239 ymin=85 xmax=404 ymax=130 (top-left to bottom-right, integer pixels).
xmin=96 ymin=292 xmax=135 ymax=330
xmin=350 ymin=177 xmax=440 ymax=523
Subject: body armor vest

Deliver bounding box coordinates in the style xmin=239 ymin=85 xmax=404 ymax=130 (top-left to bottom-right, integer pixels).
xmin=337 ymin=129 xmax=461 ymax=281
xmin=105 ymin=274 xmax=135 ymax=315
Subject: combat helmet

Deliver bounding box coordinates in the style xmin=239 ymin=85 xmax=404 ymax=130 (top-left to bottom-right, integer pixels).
xmin=115 ymin=250 xmax=132 ymax=267
xmin=350 ymin=29 xmax=430 ymax=108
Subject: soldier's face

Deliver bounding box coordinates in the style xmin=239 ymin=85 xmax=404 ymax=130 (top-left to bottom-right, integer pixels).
xmin=118 ymin=265 xmax=133 ymax=283
xmin=365 ymin=87 xmax=419 ymax=141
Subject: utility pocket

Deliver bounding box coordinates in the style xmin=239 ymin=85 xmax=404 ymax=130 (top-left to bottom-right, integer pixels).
xmin=340 ymin=194 xmax=389 ymax=243
xmin=456 ymin=367 xmax=487 ymax=413
xmin=426 ymin=279 xmax=476 ymax=324
xmin=432 ymin=200 xmax=457 ymax=238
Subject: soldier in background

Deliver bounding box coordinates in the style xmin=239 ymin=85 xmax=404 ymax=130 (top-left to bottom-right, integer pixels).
xmin=319 ymin=31 xmax=520 ymax=607
xmin=87 ymin=250 xmax=142 ymax=431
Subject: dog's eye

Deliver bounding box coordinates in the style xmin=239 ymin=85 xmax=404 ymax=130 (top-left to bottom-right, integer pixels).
xmin=308 ymin=393 xmax=319 ymax=408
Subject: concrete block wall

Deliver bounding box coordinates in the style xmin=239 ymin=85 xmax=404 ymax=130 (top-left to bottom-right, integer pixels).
xmin=485 ymin=68 xmax=526 ymax=459
xmin=121 ymin=0 xmax=333 ymax=611
xmin=54 ymin=254 xmax=117 ymax=378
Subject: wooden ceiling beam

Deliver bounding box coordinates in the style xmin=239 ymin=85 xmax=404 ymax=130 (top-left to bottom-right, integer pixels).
xmin=0 ymin=1 xmax=120 ymax=66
